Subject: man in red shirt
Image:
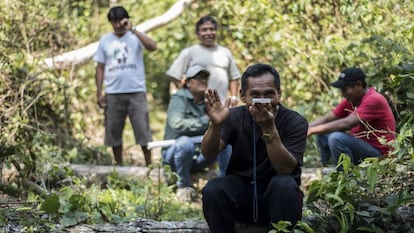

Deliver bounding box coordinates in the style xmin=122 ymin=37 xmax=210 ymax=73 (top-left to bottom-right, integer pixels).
xmin=308 ymin=67 xmax=395 ymax=169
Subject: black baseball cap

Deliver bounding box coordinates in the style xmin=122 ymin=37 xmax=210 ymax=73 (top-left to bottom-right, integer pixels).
xmin=331 ymin=67 xmax=366 ymax=88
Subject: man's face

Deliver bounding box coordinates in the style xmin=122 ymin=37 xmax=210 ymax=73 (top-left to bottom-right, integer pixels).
xmin=197 ymin=21 xmax=217 ymax=47
xmin=340 ymin=82 xmax=363 ymax=106
xmin=110 ymin=18 xmax=128 ymax=37
xmin=186 ymin=73 xmax=209 ymax=97
xmin=240 ymin=72 xmax=280 ymax=112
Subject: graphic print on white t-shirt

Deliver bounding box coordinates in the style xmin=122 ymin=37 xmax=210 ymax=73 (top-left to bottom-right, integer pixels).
xmin=112 ymin=41 xmax=128 ymax=64
xmin=107 ymin=40 xmax=137 ymax=74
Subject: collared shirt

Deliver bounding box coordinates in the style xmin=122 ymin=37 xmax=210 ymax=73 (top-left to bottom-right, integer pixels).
xmin=163 ymin=88 xmax=209 ymax=141
xmin=333 ymin=87 xmax=396 ymax=155
xmin=221 ymin=104 xmax=308 ymax=184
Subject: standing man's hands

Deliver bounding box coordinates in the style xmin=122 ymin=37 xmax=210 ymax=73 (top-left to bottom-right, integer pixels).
xmin=205 ymin=89 xmax=230 ymax=126
xmin=97 ymin=95 xmax=106 ymax=108
xmin=120 ymin=18 xmax=133 ymax=31
xmin=229 ymin=79 xmax=240 ymax=108
xmin=95 ymin=63 xmax=106 ymax=109
xmin=120 ymin=17 xmax=157 ymax=51
xmin=229 ymin=97 xmax=238 ymax=108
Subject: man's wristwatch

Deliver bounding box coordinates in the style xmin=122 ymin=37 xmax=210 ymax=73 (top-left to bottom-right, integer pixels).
xmin=261 ymin=130 xmax=279 ymax=143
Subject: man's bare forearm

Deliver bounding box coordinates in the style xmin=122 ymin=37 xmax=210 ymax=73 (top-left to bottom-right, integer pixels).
xmin=264 ymin=127 xmax=298 ymax=174
xmin=95 ymin=64 xmax=105 ymax=96
xmin=131 ymin=29 xmax=157 ymax=51
xmin=201 ymin=123 xmax=222 ymax=159
xmin=229 ymin=79 xmax=239 ymax=97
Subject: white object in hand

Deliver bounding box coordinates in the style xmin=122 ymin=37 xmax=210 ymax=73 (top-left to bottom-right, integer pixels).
xmin=252 ymin=98 xmax=272 ymax=104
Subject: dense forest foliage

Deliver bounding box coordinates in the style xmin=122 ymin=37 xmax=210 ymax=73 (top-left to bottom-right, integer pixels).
xmin=1 ymin=0 xmax=413 ymax=232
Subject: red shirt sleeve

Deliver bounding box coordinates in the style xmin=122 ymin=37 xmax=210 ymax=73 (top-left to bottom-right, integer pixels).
xmin=332 ymin=99 xmax=353 ymax=118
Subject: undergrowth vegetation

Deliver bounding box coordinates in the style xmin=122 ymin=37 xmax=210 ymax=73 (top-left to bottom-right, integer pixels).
xmin=1 ymin=0 xmax=413 ymax=232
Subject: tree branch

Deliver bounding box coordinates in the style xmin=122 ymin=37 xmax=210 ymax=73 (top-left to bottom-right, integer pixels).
xmin=42 ymin=0 xmax=194 ymax=70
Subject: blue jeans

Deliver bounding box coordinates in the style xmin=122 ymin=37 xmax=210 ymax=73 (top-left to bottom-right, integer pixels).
xmin=162 ymin=136 xmax=232 ymax=188
xmin=316 ymin=132 xmax=382 ymax=169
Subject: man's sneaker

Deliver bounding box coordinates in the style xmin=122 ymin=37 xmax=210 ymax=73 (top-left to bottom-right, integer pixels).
xmin=176 ymin=187 xmax=196 ymax=202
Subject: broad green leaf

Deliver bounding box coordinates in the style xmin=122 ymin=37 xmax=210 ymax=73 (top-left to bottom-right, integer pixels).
xmin=40 ymin=194 xmax=60 ymax=214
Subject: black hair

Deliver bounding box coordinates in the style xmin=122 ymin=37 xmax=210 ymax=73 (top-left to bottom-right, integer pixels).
xmin=241 ymin=63 xmax=281 ymax=94
xmin=195 ymin=15 xmax=218 ymax=34
xmin=107 ymin=6 xmax=129 ymax=21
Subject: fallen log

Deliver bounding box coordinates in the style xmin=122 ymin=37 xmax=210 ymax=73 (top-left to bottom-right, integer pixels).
xmin=69 ymin=164 xmax=166 ymax=186
xmin=67 ymin=219 xmax=268 ymax=233
xmin=69 ymin=164 xmax=332 ymax=186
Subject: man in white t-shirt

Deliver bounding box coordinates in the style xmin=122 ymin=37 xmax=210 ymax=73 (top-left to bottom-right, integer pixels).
xmin=166 ymin=15 xmax=240 ymax=180
xmin=166 ymin=15 xmax=241 ymax=107
xmin=94 ymin=6 xmax=157 ymax=166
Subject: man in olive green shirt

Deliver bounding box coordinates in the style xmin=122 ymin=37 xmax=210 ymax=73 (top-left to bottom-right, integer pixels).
xmin=162 ymin=65 xmax=231 ymax=202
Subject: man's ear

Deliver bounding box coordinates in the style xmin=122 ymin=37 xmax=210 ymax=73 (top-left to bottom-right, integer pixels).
xmin=239 ymin=89 xmax=245 ymax=102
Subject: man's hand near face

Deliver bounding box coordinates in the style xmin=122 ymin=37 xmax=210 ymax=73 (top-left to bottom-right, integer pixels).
xmin=120 ymin=18 xmax=132 ymax=31
xmin=204 ymin=89 xmax=230 ymax=126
